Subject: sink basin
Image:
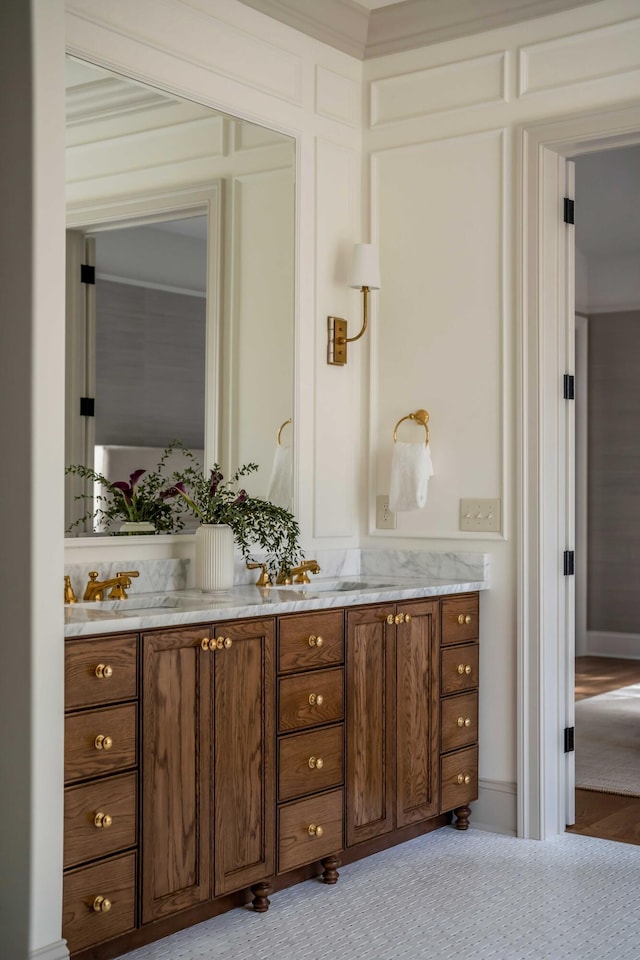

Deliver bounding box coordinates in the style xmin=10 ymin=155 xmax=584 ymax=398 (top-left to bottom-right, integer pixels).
xmin=275 ymin=578 xmax=400 ymax=593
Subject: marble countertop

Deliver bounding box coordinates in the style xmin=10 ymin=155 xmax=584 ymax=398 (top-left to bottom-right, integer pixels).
xmin=64 ymin=574 xmax=488 ymax=637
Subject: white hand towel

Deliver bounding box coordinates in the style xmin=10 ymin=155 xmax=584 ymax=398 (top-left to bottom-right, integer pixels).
xmin=388 ymin=441 xmax=434 ymax=512
xmin=267 ymin=444 xmax=293 ymax=511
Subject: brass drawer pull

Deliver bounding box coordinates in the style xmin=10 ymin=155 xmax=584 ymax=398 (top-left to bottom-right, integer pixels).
xmin=307 ymin=823 xmax=324 ymax=838
xmin=308 ymin=756 xmax=324 ymax=770
xmin=93 ymin=812 xmax=113 ymax=829
xmin=457 ymin=614 xmax=472 ymax=625
xmin=308 ymin=693 xmax=324 ymax=707
xmin=457 ymin=717 xmax=472 ymax=728
xmin=456 ymin=773 xmax=472 ymax=785
xmin=94 ymin=663 xmax=113 ymax=679
xmin=308 ymin=635 xmax=324 ymax=648
xmin=214 ymin=636 xmax=232 ymax=650
xmin=92 ymin=895 xmax=112 ymax=913
xmin=94 ymin=735 xmax=113 ymax=751
xmin=457 ymin=664 xmax=473 ymax=675
xmin=201 ymin=638 xmax=210 ymax=650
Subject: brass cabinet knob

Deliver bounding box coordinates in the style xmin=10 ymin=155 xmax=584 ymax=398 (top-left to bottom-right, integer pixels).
xmin=457 ymin=613 xmax=472 ymax=625
xmin=457 ymin=717 xmax=472 ymax=728
xmin=93 ymin=812 xmax=113 ymax=829
xmin=213 ymin=636 xmax=232 ymax=650
xmin=386 ymin=614 xmax=395 ymax=625
xmin=201 ymin=638 xmax=210 ymax=650
xmin=308 ymin=635 xmax=324 ymax=648
xmin=308 ymin=693 xmax=324 ymax=706
xmin=307 ymin=823 xmax=323 ymax=838
xmin=94 ymin=735 xmax=113 ymax=751
xmin=223 ymin=637 xmax=232 ymax=649
xmin=456 ymin=773 xmax=472 ymax=785
xmin=457 ymin=663 xmax=473 ymax=675
xmin=92 ymin=896 xmax=112 ymax=913
xmin=94 ymin=664 xmax=113 ymax=679
xmin=308 ymin=756 xmax=324 ymax=770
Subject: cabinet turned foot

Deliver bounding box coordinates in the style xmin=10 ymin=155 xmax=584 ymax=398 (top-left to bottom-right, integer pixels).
xmin=251 ymin=881 xmax=272 ymax=912
xmin=453 ymin=805 xmax=471 ymax=830
xmin=320 ymin=854 xmax=340 ymax=884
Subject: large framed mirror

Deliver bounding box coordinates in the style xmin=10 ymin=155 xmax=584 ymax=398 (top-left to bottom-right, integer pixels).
xmin=64 ymin=56 xmax=295 ymax=536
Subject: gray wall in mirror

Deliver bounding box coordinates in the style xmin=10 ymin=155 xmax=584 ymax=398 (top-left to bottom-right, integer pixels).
xmin=64 ymin=57 xmax=295 ymax=534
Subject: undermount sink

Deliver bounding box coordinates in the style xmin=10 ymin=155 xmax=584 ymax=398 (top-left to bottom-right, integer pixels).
xmin=274 ymin=577 xmax=400 ymax=593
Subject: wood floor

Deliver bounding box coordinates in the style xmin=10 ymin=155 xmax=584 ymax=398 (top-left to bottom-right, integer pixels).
xmin=567 ymin=656 xmax=640 ymax=846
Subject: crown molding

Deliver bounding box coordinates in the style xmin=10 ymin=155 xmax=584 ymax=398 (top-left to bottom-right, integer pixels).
xmin=366 ymin=0 xmax=602 ymax=58
xmin=237 ymin=0 xmax=370 ymax=58
xmin=238 ymin=0 xmax=601 ymax=60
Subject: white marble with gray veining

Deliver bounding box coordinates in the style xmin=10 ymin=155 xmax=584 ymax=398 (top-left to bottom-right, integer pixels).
xmin=64 ymin=550 xmax=488 ymax=637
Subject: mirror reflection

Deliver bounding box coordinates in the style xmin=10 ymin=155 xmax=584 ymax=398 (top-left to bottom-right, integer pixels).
xmin=64 ymin=57 xmax=295 ymax=535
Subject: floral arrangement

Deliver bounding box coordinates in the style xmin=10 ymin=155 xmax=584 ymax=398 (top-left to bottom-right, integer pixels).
xmin=65 ymin=449 xmax=189 ymax=535
xmin=160 ymin=446 xmax=302 ymax=576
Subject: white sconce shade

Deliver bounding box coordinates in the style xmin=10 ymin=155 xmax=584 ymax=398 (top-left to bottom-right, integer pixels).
xmin=348 ymin=243 xmax=380 ymax=290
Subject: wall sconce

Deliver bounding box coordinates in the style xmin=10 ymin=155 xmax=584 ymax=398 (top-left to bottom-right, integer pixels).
xmin=327 ymin=243 xmax=380 ymax=366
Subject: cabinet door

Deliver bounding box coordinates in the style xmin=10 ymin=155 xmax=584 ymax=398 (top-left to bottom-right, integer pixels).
xmin=141 ymin=627 xmax=212 ymax=922
xmin=213 ymin=617 xmax=275 ymax=896
xmin=395 ymin=600 xmax=439 ymax=827
xmin=346 ymin=604 xmax=395 ymax=845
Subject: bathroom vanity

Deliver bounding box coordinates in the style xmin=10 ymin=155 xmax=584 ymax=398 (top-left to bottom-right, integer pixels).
xmin=62 ymin=577 xmax=483 ymax=959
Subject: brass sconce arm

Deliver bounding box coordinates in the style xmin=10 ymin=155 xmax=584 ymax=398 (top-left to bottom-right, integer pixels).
xmin=327 ymin=244 xmax=379 ymax=366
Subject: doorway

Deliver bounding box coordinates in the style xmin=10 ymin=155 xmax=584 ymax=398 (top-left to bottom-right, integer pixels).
xmin=568 ymin=144 xmax=640 ymax=844
xmin=519 ymin=103 xmax=640 ymax=841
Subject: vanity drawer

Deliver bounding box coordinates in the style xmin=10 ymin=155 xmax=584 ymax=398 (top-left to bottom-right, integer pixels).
xmin=65 ymin=634 xmax=137 ymax=711
xmin=278 ymin=789 xmax=343 ymax=873
xmin=441 ymin=692 xmax=478 ymax=753
xmin=440 ymin=643 xmax=479 ymax=695
xmin=278 ymin=610 xmax=344 ymax=673
xmin=63 ymin=851 xmax=136 ymax=954
xmin=65 ymin=703 xmax=137 ymax=783
xmin=441 ymin=595 xmax=479 ymax=646
xmin=278 ymin=725 xmax=344 ymax=802
xmin=440 ymin=747 xmax=478 ymax=813
xmin=278 ymin=668 xmax=344 ymax=733
xmin=64 ymin=772 xmax=137 ymax=869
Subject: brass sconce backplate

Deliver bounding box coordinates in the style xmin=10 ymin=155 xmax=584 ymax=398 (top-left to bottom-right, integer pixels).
xmin=327 ymin=316 xmax=348 ymax=365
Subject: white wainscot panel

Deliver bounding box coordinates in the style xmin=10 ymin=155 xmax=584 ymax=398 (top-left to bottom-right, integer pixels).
xmin=314 ymin=137 xmax=358 ymax=539
xmin=371 ymin=130 xmax=506 ymax=540
xmin=370 ymin=52 xmax=506 ymax=127
xmin=519 ymin=16 xmax=640 ymax=96
xmin=315 ymin=66 xmax=358 ymax=127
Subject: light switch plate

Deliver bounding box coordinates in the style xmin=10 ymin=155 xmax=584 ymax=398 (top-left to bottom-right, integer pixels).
xmin=459 ymin=498 xmax=501 ymax=533
xmin=376 ymin=495 xmax=396 ymax=530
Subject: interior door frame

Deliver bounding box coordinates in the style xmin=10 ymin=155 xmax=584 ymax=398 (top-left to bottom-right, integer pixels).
xmin=518 ymin=103 xmax=640 ymax=840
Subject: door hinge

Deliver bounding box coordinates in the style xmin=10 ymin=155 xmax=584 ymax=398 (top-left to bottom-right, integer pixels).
xmin=563 ymin=550 xmax=575 ymax=576
xmin=80 ymin=263 xmax=96 ymax=285
xmin=80 ymin=397 xmax=95 ymax=417
xmin=563 ymin=197 xmax=575 ymax=224
xmin=564 ymin=726 xmax=575 ymax=753
xmin=563 ymin=374 xmax=575 ymax=400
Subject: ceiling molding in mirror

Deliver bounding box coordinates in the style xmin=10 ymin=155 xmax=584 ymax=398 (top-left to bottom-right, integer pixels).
xmin=64 ymin=57 xmax=295 ymax=538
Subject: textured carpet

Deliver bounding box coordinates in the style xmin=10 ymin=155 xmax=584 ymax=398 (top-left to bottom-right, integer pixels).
xmin=576 ymin=682 xmax=640 ymax=796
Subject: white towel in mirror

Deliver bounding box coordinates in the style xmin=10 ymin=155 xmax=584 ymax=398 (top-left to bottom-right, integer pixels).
xmin=389 ymin=441 xmax=434 ymax=512
xmin=267 ymin=444 xmax=293 ymax=511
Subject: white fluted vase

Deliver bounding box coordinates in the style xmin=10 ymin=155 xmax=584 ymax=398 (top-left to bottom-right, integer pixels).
xmin=195 ymin=523 xmax=235 ymax=592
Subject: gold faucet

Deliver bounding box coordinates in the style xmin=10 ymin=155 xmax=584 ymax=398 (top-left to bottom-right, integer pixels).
xmin=83 ymin=570 xmax=140 ymax=602
xmin=64 ymin=576 xmax=78 ymax=604
xmin=246 ymin=561 xmax=273 ymax=587
xmin=277 ymin=560 xmax=321 ymax=585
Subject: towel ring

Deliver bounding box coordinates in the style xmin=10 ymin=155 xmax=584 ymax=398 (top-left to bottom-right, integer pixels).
xmin=277 ymin=418 xmax=292 ymax=446
xmin=393 ymin=409 xmax=430 ymax=446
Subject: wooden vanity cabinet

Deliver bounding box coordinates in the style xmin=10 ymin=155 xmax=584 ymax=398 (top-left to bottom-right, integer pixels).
xmin=346 ymin=598 xmax=440 ymax=847
xmin=140 ymin=616 xmax=275 ymax=923
xmin=62 ymin=634 xmax=139 ymax=956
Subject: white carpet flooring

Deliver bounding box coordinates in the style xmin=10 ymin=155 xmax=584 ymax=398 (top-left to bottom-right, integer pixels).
xmin=116 ymin=827 xmax=640 ymax=960
xmin=576 ymin=682 xmax=640 ymax=795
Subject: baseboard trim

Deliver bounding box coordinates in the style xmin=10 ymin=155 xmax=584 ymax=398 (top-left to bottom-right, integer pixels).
xmin=586 ymin=631 xmax=640 ymax=660
xmin=30 ymin=940 xmax=69 ymax=960
xmin=471 ymin=778 xmax=517 ymax=836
